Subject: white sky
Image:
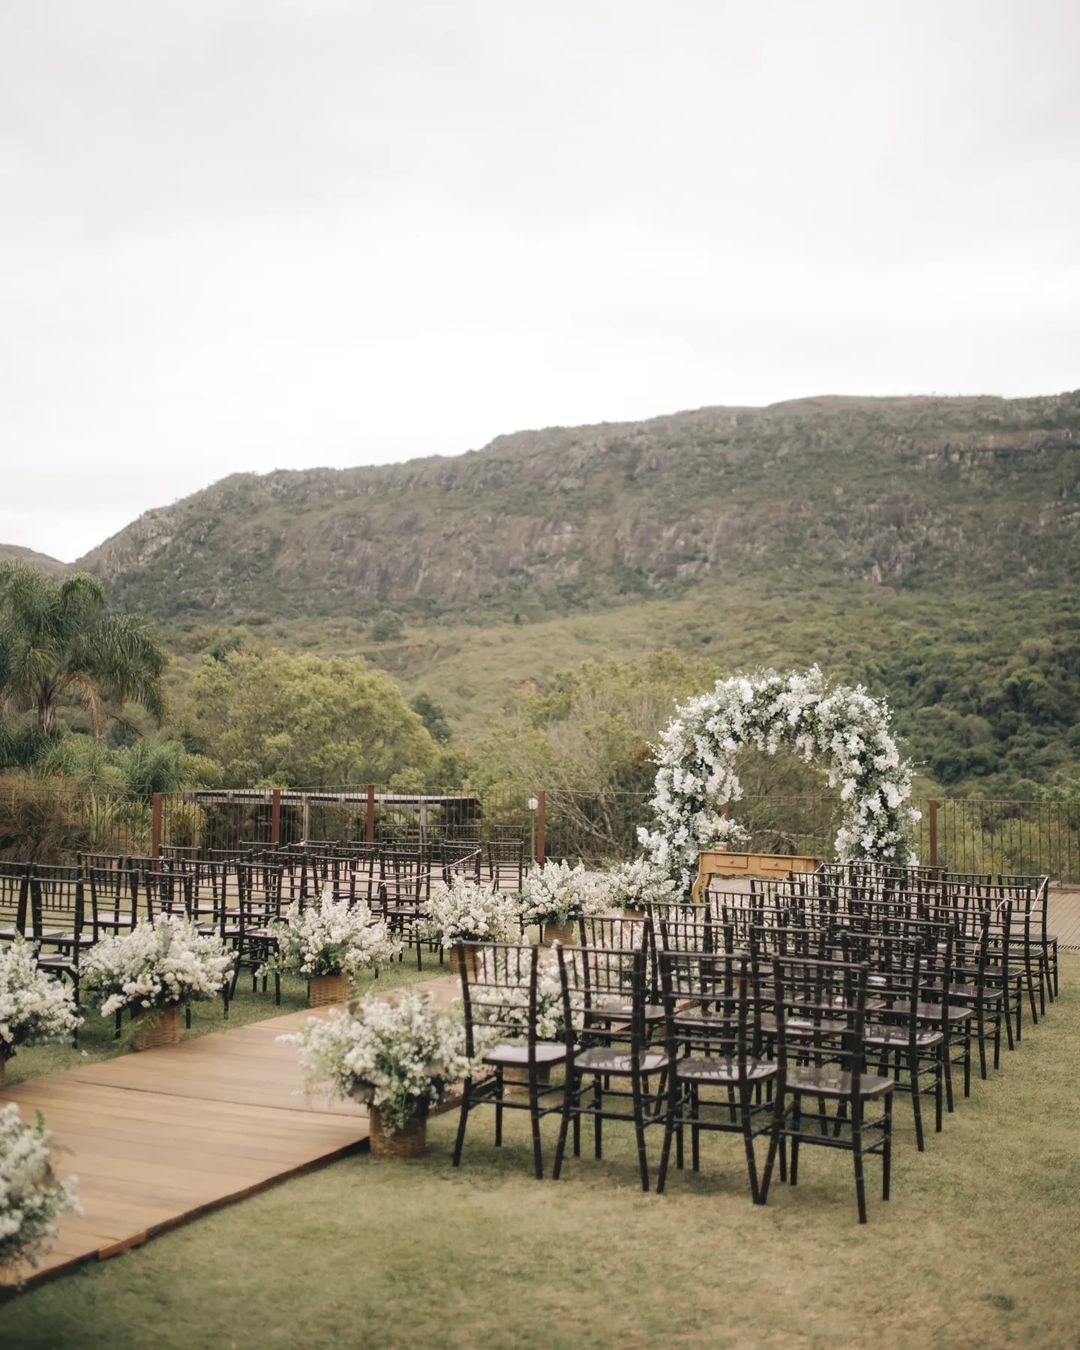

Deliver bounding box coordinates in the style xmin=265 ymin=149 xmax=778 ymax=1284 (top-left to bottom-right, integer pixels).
xmin=1 ymin=0 xmax=1078 ymax=561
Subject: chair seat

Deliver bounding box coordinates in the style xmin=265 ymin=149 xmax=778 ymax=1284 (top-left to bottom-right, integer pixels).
xmin=913 ymin=1002 xmax=973 ymax=1024
xmin=0 ymin=925 xmax=24 ymax=941
xmin=677 ymin=1056 xmax=777 ymax=1084
xmin=245 ymin=927 xmax=280 ymax=941
xmin=197 ymin=923 xmax=240 ymax=938
xmin=786 ymin=1066 xmax=894 ymax=1098
xmin=761 ymin=1014 xmax=847 ymax=1037
xmin=37 ymin=954 xmax=77 ymax=974
xmin=483 ymin=1041 xmax=568 ymax=1067
xmin=39 ymin=930 xmax=94 ymax=946
xmin=587 ymin=1000 xmax=665 ymax=1024
xmin=864 ymin=1025 xmax=944 ymax=1048
xmin=574 ymin=1047 xmax=668 ymax=1075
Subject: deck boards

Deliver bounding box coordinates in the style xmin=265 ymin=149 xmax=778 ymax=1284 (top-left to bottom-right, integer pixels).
xmin=0 ymin=1004 xmax=379 ymax=1289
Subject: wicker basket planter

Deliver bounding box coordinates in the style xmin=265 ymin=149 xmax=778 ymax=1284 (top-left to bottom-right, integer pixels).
xmin=541 ymin=921 xmax=575 ymax=947
xmin=132 ymin=1005 xmax=182 ymax=1052
xmin=309 ymin=973 xmax=350 ymax=1008
xmin=448 ymin=946 xmax=480 ymax=980
xmin=368 ymin=1106 xmax=427 ymax=1158
xmin=621 ymin=907 xmax=646 ymax=921
xmin=502 ymin=1062 xmax=553 ymax=1097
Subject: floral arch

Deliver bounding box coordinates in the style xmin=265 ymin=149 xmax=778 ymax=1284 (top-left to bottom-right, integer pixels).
xmin=638 ymin=666 xmax=919 ymax=890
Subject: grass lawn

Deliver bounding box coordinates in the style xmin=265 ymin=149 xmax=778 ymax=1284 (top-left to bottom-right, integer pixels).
xmin=2 ymin=958 xmax=438 ymax=1087
xmin=3 ymin=956 xmax=1077 ymax=1350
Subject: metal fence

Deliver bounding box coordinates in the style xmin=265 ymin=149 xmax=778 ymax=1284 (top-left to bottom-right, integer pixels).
xmin=2 ymin=780 xmax=1079 ymax=883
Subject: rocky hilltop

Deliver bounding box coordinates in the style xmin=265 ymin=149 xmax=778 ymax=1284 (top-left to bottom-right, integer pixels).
xmin=76 ymin=392 xmax=1080 ymax=621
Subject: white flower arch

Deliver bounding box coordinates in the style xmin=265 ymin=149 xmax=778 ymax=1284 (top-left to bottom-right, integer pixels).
xmin=638 ymin=666 xmax=919 ymax=890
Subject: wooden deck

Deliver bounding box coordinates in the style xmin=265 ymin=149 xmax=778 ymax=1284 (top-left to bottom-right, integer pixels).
xmin=1052 ymin=886 xmax=1080 ymax=951
xmin=0 ymin=974 xmax=456 ymax=1291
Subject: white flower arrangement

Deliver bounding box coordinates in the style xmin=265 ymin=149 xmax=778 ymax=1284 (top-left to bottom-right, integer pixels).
xmin=261 ymin=889 xmax=401 ymax=979
xmin=0 ymin=941 xmax=82 ymax=1062
xmin=517 ymin=860 xmax=609 ymax=929
xmin=421 ymin=876 xmax=520 ymax=948
xmin=281 ymin=992 xmax=475 ymax=1132
xmin=82 ymin=915 xmax=235 ymax=1019
xmin=472 ymin=949 xmax=567 ymax=1043
xmin=0 ymin=1103 xmax=80 ymax=1274
xmin=638 ymin=666 xmax=919 ymax=890
xmin=605 ymin=856 xmax=683 ymax=910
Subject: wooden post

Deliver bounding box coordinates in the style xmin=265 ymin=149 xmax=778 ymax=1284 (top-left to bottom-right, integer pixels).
xmin=366 ymin=784 xmax=376 ymax=844
xmin=151 ymin=793 xmax=163 ymax=860
xmin=270 ymin=787 xmax=282 ymax=848
xmin=722 ymin=801 xmax=730 ymax=820
xmin=928 ymin=799 xmax=939 ymax=869
xmin=537 ymin=790 xmax=546 ymax=864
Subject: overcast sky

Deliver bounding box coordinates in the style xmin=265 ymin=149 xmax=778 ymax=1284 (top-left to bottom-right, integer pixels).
xmin=2 ymin=1 xmax=1078 ymax=562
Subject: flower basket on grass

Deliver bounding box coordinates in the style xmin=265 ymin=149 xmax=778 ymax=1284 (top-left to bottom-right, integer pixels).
xmin=421 ymin=877 xmax=520 ymax=975
xmin=0 ymin=941 xmax=82 ymax=1084
xmin=260 ymin=890 xmax=401 ymax=1008
xmin=604 ymin=856 xmax=683 ymax=918
xmin=0 ymin=1102 xmax=80 ymax=1277
xmin=281 ymin=992 xmax=475 ymax=1157
xmin=518 ymin=861 xmax=609 ymax=944
xmin=81 ymin=915 xmax=234 ymax=1050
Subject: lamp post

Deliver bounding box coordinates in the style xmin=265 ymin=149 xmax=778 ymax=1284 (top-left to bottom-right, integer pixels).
xmin=528 ymin=796 xmax=539 ymax=865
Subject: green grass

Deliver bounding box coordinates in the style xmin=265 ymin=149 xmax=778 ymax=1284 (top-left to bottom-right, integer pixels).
xmin=4 ymin=957 xmax=1077 ymax=1349
xmin=2 ymin=959 xmax=436 ymax=1088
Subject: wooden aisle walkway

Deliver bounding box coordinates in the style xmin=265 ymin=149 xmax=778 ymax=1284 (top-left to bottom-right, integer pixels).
xmin=0 ymin=975 xmax=457 ymax=1291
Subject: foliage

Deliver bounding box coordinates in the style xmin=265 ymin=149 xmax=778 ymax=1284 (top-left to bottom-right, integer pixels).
xmin=282 ymin=993 xmax=475 ymax=1131
xmin=410 ymin=693 xmax=452 ymax=744
xmin=369 ymin=612 xmax=405 ymax=642
xmin=604 ymin=856 xmax=683 ymax=908
xmin=517 ymin=860 xmax=609 ymax=928
xmin=260 ymin=891 xmax=400 ymax=979
xmin=420 ymin=876 xmax=520 ymax=946
xmin=190 ymin=646 xmax=437 ymax=787
xmin=82 ymin=916 xmax=235 ymax=1018
xmin=0 ymin=1103 xmax=79 ymax=1274
xmin=640 ymin=667 xmax=917 ymax=889
xmin=0 ymin=774 xmax=88 ymax=861
xmin=0 ymin=562 xmax=167 ymax=736
xmin=0 ymin=942 xmax=81 ymax=1060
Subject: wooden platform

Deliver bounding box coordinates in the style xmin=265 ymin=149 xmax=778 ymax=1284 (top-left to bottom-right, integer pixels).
xmin=1052 ymin=886 xmax=1080 ymax=952
xmin=0 ymin=1001 xmax=400 ymax=1289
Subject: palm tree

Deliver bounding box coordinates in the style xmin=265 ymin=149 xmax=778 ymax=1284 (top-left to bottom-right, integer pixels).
xmin=0 ymin=561 xmax=167 ymax=736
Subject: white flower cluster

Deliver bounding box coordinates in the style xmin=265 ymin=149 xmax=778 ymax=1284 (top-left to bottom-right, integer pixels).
xmin=281 ymin=992 xmax=475 ymax=1133
xmin=638 ymin=665 xmax=919 ymax=890
xmin=604 ymin=856 xmax=683 ymax=910
xmin=0 ymin=942 xmax=81 ymax=1059
xmin=517 ymin=860 xmax=609 ymax=928
xmin=473 ymin=949 xmax=567 ymax=1043
xmin=262 ymin=889 xmax=402 ymax=979
xmin=421 ymin=876 xmax=520 ymax=947
xmin=0 ymin=1103 xmax=80 ymax=1273
xmin=82 ymin=915 xmax=235 ymax=1019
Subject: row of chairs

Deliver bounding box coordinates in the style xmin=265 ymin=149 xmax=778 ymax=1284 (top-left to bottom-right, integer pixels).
xmin=450 ymin=875 xmax=1058 ymax=1222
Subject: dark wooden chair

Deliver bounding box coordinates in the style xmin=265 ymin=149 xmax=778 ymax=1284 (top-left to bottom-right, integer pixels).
xmin=0 ymin=860 xmax=31 ymax=943
xmin=452 ymin=941 xmax=568 ymax=1180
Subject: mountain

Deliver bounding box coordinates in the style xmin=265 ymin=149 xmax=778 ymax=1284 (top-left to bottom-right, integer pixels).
xmin=77 ymin=392 xmax=1080 ymax=623
xmin=0 ymin=544 xmax=68 ymax=576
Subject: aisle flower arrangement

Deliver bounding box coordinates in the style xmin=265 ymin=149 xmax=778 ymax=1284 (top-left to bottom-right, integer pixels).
xmin=517 ymin=860 xmax=609 ymax=935
xmin=0 ymin=1103 xmax=80 ymax=1275
xmin=261 ymin=891 xmax=401 ymax=980
xmin=282 ymin=992 xmax=474 ymax=1154
xmin=604 ymin=856 xmax=683 ymax=911
xmin=421 ymin=876 xmax=520 ymax=949
xmin=82 ymin=915 xmax=234 ymax=1023
xmin=0 ymin=942 xmax=82 ymax=1080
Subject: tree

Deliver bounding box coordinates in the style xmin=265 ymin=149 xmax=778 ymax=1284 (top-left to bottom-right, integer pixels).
xmin=410 ymin=692 xmax=452 ymax=743
xmin=191 ymin=647 xmax=437 ymax=786
xmin=0 ymin=562 xmax=167 ymax=736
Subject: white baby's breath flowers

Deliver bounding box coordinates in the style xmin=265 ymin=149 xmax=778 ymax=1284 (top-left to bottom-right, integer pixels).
xmin=604 ymin=856 xmax=682 ymax=909
xmin=82 ymin=915 xmax=234 ymax=1018
xmin=421 ymin=876 xmax=520 ymax=947
xmin=638 ymin=666 xmax=918 ymax=890
xmin=0 ymin=941 xmax=82 ymax=1060
xmin=517 ymin=860 xmax=609 ymax=928
xmin=0 ymin=1103 xmax=80 ymax=1274
xmin=262 ymin=887 xmax=401 ymax=979
xmin=280 ymin=992 xmax=475 ymax=1133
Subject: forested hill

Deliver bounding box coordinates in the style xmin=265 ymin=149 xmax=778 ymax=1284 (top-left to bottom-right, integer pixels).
xmin=78 ymin=392 xmax=1080 ymax=622
xmin=0 ymin=544 xmax=67 ymax=576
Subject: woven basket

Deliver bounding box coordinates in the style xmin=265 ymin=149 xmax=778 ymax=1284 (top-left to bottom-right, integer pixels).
xmin=132 ymin=1005 xmax=182 ymax=1052
xmin=503 ymin=1062 xmax=553 ymax=1098
xmin=541 ymin=921 xmax=575 ymax=947
xmin=368 ymin=1106 xmax=427 ymax=1158
xmin=621 ymin=907 xmax=646 ymax=921
xmin=448 ymin=946 xmax=480 ymax=980
xmin=309 ymin=973 xmax=350 ymax=1008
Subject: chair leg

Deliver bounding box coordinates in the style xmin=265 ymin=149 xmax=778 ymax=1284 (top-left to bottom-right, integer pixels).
xmin=451 ymin=1081 xmax=471 ymax=1167
xmin=851 ymin=1100 xmax=867 ymax=1224
xmin=553 ymin=1070 xmax=575 ymax=1180
xmin=976 ymin=1005 xmax=987 ymax=1080
xmin=631 ymin=1075 xmax=650 ymax=1193
xmin=528 ymin=1079 xmax=544 ymax=1181
xmin=909 ymin=1045 xmax=925 ymax=1151
xmin=593 ymin=1077 xmax=603 ymax=1159
xmin=494 ymin=1070 xmax=504 ymax=1147
xmin=790 ymin=1094 xmax=801 ymax=1186
xmin=943 ymin=1036 xmax=955 ymax=1114
xmin=882 ymin=1093 xmax=893 ymax=1202
xmin=740 ymin=1086 xmax=760 ymax=1204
